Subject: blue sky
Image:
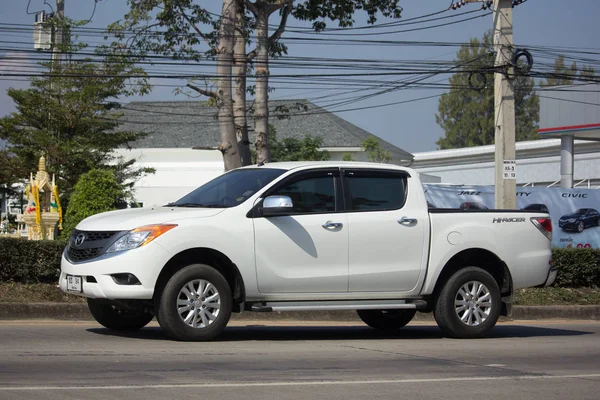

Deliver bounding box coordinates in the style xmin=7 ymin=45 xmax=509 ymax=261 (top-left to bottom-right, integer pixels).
xmin=1 ymin=0 xmax=599 ymax=153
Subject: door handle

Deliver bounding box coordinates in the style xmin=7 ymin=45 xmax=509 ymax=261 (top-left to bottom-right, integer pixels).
xmin=322 ymin=221 xmax=343 ymax=229
xmin=398 ymin=216 xmax=417 ymax=225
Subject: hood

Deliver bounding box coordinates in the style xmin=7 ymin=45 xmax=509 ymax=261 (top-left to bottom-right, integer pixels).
xmin=76 ymin=206 xmax=225 ymax=231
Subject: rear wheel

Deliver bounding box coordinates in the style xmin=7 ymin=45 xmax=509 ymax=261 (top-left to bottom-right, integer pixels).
xmin=158 ymin=264 xmax=232 ymax=341
xmin=87 ymin=299 xmax=154 ymax=332
xmin=357 ymin=309 xmax=417 ymax=330
xmin=434 ymin=267 xmax=501 ymax=338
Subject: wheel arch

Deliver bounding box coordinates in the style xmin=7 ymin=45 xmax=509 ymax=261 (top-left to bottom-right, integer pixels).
xmin=153 ymin=247 xmax=246 ymax=312
xmin=431 ymin=248 xmax=513 ymax=314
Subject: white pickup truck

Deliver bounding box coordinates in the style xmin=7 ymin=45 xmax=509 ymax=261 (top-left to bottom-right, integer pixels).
xmin=60 ymin=162 xmax=555 ymax=340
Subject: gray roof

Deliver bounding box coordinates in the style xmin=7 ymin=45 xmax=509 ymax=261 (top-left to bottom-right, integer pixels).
xmin=117 ymin=99 xmax=413 ymax=161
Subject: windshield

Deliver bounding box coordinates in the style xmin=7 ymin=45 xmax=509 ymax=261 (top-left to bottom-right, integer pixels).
xmin=166 ymin=168 xmax=286 ymax=208
xmin=574 ymin=209 xmax=589 ymax=215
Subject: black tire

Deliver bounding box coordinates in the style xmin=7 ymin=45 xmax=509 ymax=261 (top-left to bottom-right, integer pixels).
xmin=158 ymin=264 xmax=232 ymax=341
xmin=357 ymin=309 xmax=417 ymax=330
xmin=578 ymin=221 xmax=585 ymax=233
xmin=433 ymin=267 xmax=501 ymax=339
xmin=87 ymin=298 xmax=154 ymax=332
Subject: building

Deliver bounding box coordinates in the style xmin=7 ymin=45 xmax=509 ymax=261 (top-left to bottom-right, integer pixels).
xmin=114 ymin=99 xmax=414 ymax=206
xmin=412 ymin=84 xmax=600 ymax=188
xmin=538 ymin=84 xmax=600 ymax=188
xmin=411 ymin=138 xmax=600 ymax=188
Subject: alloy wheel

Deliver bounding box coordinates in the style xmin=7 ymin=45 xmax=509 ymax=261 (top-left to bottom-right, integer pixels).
xmin=176 ymin=279 xmax=221 ymax=329
xmin=454 ymin=280 xmax=492 ymax=326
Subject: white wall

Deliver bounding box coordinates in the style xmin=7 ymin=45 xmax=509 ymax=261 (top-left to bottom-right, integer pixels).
xmin=113 ymin=148 xmax=225 ymax=207
xmin=411 ymin=140 xmax=600 ymax=188
xmin=414 ymin=153 xmax=600 ymax=186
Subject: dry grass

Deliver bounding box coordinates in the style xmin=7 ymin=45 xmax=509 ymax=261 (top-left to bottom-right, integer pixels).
xmin=513 ymin=287 xmax=600 ymax=305
xmin=0 ymin=282 xmax=85 ymax=303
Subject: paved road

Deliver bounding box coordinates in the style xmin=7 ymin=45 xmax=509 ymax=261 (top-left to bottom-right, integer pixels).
xmin=1 ymin=320 xmax=599 ymax=400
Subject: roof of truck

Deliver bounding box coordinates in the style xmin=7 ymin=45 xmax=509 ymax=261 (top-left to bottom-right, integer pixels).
xmin=243 ymin=161 xmax=413 ymax=173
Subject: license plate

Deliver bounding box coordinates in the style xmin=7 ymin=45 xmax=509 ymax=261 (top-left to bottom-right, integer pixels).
xmin=67 ymin=275 xmax=82 ymax=293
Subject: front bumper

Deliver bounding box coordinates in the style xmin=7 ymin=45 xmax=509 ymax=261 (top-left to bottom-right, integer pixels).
xmin=59 ymin=241 xmax=172 ymax=300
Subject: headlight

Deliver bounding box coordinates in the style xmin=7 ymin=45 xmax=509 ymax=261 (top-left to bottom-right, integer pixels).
xmin=107 ymin=224 xmax=177 ymax=253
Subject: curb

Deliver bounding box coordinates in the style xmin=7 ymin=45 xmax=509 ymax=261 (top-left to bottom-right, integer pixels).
xmin=0 ymin=303 xmax=598 ymax=321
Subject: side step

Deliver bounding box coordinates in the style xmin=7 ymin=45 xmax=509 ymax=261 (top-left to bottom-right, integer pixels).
xmin=250 ymin=299 xmax=427 ymax=312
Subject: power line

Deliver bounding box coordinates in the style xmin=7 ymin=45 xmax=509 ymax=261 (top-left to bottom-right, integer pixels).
xmin=104 ymin=93 xmax=445 ymax=126
xmin=82 ymin=0 xmax=100 ymax=26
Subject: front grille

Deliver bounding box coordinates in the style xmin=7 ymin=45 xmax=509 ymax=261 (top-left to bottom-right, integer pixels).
xmin=66 ymin=230 xmax=124 ymax=263
xmin=67 ymin=247 xmax=103 ymax=262
xmin=73 ymin=230 xmax=118 ymax=242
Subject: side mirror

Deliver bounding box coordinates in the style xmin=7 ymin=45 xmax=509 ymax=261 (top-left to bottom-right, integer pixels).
xmin=261 ymin=195 xmax=293 ymax=217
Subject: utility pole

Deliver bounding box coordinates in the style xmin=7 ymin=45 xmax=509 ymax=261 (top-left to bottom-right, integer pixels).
xmin=51 ymin=0 xmax=66 ymax=146
xmin=493 ymin=0 xmax=517 ymax=209
xmin=52 ymin=0 xmax=65 ymax=68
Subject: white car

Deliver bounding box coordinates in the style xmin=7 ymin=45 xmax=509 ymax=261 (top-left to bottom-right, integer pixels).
xmin=60 ymin=162 xmax=555 ymax=340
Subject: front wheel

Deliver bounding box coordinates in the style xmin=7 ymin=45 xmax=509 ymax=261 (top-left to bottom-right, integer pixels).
xmin=158 ymin=264 xmax=232 ymax=341
xmin=87 ymin=299 xmax=154 ymax=332
xmin=433 ymin=267 xmax=501 ymax=338
xmin=357 ymin=309 xmax=417 ymax=330
xmin=578 ymin=221 xmax=585 ymax=232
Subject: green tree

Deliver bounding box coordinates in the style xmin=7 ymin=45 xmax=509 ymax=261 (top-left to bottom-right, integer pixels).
xmin=342 ymin=153 xmax=354 ymax=161
xmin=0 ymin=33 xmax=151 ymax=208
xmin=62 ymin=169 xmax=127 ymax=235
xmin=251 ymin=125 xmax=329 ymax=162
xmin=271 ymin=135 xmax=330 ymax=162
xmin=362 ymin=137 xmax=390 ymax=163
xmin=0 ymin=149 xmax=28 ymax=192
xmin=580 ymin=65 xmax=596 ymax=81
xmin=542 ymin=55 xmax=578 ymax=86
xmin=436 ymin=30 xmax=540 ymax=149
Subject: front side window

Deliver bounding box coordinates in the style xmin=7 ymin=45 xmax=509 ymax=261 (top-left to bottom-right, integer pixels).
xmin=271 ymin=176 xmax=336 ymax=214
xmin=169 ymin=168 xmax=286 ymax=208
xmin=346 ymin=172 xmax=407 ymax=211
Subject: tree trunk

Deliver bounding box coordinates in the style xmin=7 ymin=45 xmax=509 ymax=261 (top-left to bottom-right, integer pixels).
xmin=233 ymin=2 xmax=251 ymax=166
xmin=254 ymin=9 xmax=270 ymax=164
xmin=216 ymin=0 xmax=241 ymax=171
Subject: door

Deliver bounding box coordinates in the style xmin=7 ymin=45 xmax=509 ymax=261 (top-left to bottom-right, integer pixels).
xmin=253 ymin=169 xmax=349 ymax=293
xmin=344 ymin=169 xmax=428 ymax=292
xmin=586 ymin=209 xmax=600 ymax=228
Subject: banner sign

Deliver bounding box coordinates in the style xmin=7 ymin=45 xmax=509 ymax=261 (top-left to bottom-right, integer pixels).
xmin=423 ymin=184 xmax=600 ymax=249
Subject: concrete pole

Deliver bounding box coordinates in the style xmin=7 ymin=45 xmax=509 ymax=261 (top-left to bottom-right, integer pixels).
xmin=52 ymin=0 xmax=65 ymax=67
xmin=560 ymin=135 xmax=574 ymax=188
xmin=49 ymin=0 xmax=65 ymax=146
xmin=493 ymin=0 xmax=517 ymax=209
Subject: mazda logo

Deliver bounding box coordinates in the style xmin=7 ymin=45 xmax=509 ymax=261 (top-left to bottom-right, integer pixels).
xmin=74 ymin=233 xmax=86 ymax=247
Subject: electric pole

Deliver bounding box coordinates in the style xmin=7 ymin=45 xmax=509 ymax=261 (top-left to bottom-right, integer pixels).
xmin=493 ymin=0 xmax=517 ymax=209
xmin=52 ymin=0 xmax=65 ymax=67
xmin=51 ymin=0 xmax=66 ymax=146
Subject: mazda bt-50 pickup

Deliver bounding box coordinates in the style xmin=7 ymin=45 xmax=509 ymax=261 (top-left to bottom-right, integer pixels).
xmin=60 ymin=162 xmax=555 ymax=340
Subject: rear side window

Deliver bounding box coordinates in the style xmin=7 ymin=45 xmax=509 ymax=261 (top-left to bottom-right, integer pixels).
xmin=345 ymin=172 xmax=407 ymax=211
